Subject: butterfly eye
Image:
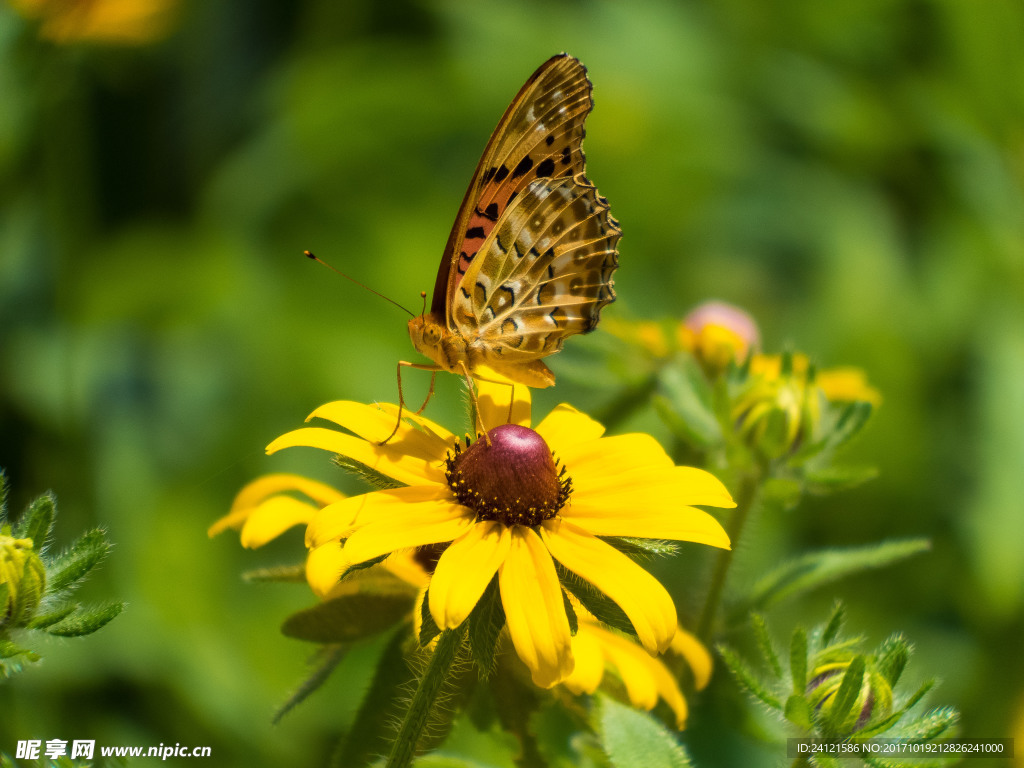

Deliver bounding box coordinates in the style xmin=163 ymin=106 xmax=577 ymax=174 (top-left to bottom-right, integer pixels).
xmin=424 ymin=325 xmax=442 ymax=345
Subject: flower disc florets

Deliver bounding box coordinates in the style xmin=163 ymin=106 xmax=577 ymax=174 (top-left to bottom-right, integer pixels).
xmin=445 ymin=425 xmax=572 ymax=527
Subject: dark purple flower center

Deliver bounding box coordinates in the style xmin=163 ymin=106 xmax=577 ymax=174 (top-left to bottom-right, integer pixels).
xmin=445 ymin=424 xmax=572 ymax=527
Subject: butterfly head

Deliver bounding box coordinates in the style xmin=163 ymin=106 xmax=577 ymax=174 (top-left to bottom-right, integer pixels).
xmin=408 ymin=313 xmax=463 ymax=372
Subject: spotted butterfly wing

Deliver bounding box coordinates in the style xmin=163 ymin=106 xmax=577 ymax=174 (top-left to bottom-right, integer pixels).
xmin=408 ymin=53 xmax=620 ymax=387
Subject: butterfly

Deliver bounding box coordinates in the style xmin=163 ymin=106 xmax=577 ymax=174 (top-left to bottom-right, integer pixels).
xmin=394 ymin=53 xmax=620 ymax=439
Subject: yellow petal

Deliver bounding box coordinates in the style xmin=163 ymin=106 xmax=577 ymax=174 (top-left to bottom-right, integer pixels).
xmin=429 ymin=522 xmax=511 ymax=629
xmin=671 ymin=626 xmax=713 ymax=691
xmin=593 ymin=626 xmax=689 ymax=728
xmin=475 ymin=376 xmax=532 ymax=430
xmin=209 ymin=473 xmax=344 ymax=537
xmin=565 ymin=465 xmax=733 ymax=548
xmin=563 ymin=625 xmax=606 ymax=695
xmin=267 ymin=427 xmax=445 ymax=486
xmin=564 ymin=500 xmax=730 ymax=549
xmin=377 ymin=404 xmax=457 ymax=446
xmin=342 ymin=501 xmax=472 ymax=565
xmin=499 ymin=527 xmax=574 ymax=688
xmin=596 ymin=630 xmax=660 ymax=710
xmin=306 ymin=541 xmax=349 ymax=598
xmin=239 ymin=496 xmax=317 ymax=549
xmin=535 ymin=404 xmax=605 ymax=448
xmin=573 ymin=464 xmax=734 ymax=508
xmin=541 ymin=519 xmax=677 ymax=654
xmin=307 ymin=486 xmax=451 ymax=547
xmin=559 ymin=434 xmax=675 ymax=480
xmin=383 ymin=551 xmax=431 ymax=590
xmin=307 ymin=401 xmax=450 ymax=461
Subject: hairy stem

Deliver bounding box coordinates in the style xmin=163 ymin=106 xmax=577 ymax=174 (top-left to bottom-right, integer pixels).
xmin=386 ymin=627 xmax=464 ymax=768
xmin=696 ymin=468 xmax=762 ymax=642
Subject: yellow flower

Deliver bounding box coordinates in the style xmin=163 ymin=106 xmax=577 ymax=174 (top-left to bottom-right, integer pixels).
xmin=272 ymin=384 xmax=734 ymax=688
xmin=213 ymin=468 xmax=714 ymax=727
xmin=564 ymin=615 xmax=711 ymax=729
xmin=750 ymin=353 xmax=881 ymax=406
xmin=9 ymin=0 xmax=178 ymax=44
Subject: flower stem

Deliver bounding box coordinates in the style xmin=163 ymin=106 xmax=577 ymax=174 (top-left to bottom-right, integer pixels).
xmin=386 ymin=627 xmax=465 ymax=768
xmin=696 ymin=467 xmax=762 ymax=642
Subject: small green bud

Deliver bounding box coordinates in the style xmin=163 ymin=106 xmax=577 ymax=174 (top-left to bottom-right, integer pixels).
xmin=806 ymin=652 xmax=894 ymax=736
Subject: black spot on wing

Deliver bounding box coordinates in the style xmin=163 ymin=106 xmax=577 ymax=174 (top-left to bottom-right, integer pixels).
xmin=545 ymin=134 xmax=555 ymax=146
xmin=561 ymin=146 xmax=571 ymax=165
xmin=482 ymin=167 xmax=497 ymax=184
xmin=494 ymin=164 xmax=510 ymax=182
xmin=466 ymin=226 xmax=486 ymax=239
xmin=483 ymin=202 xmax=499 ymax=220
xmin=512 ymin=155 xmax=534 ymax=179
xmin=536 ymin=158 xmax=556 ymax=178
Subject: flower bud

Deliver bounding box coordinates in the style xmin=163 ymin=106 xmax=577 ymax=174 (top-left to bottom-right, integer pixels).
xmin=1 ymin=533 xmax=46 ymax=629
xmin=680 ymin=301 xmax=760 ymax=375
xmin=806 ymin=655 xmax=893 ymax=735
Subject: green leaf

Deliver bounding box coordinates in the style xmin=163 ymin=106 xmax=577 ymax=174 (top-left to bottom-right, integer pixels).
xmin=281 ymin=592 xmax=414 ymax=643
xmin=420 ymin=588 xmax=441 ymax=646
xmin=242 ymin=564 xmax=307 ymax=583
xmin=339 ymin=553 xmax=391 ymax=580
xmin=555 ymin=563 xmax=637 ymax=640
xmin=717 ymin=644 xmax=781 ymax=709
xmin=0 ymin=637 xmax=38 ymax=662
xmin=46 ymin=529 xmax=112 ymax=594
xmin=654 ymin=357 xmax=722 ymax=449
xmin=891 ymin=707 xmax=959 ymax=741
xmin=598 ymin=693 xmax=692 ymax=768
xmin=27 ymin=602 xmax=78 ymax=629
xmin=332 ymin=627 xmax=415 ymax=768
xmin=751 ymin=613 xmax=782 ymax=677
xmin=45 ymin=602 xmax=124 ymax=636
xmin=875 ymin=634 xmax=912 ymax=687
xmin=273 ymin=644 xmax=347 ymax=724
xmin=333 ymin=455 xmax=406 ymax=490
xmin=826 ymin=401 xmax=874 ymax=452
xmin=740 ymin=540 xmax=931 ymax=615
xmin=790 ymin=626 xmax=808 ymax=693
xmin=14 ymin=492 xmax=55 ymax=551
xmin=821 ymin=603 xmax=846 ymax=648
xmin=601 ymin=537 xmax=679 ymax=559
xmin=784 ymin=694 xmax=813 ymax=730
xmin=805 ymin=464 xmax=879 ymax=494
xmin=562 ymin=588 xmax=578 ymax=636
xmin=821 ymin=655 xmax=865 ymax=736
xmin=0 ymin=470 xmax=8 ymax=521
xmin=467 ymin=576 xmax=505 ymax=678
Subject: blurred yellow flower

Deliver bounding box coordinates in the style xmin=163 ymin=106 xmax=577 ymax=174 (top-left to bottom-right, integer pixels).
xmin=9 ymin=0 xmax=178 ymax=44
xmin=751 ymin=353 xmax=881 ymax=406
xmin=271 ymin=383 xmax=733 ymax=688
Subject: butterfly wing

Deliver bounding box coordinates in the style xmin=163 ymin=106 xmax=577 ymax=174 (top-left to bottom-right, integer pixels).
xmin=454 ymin=171 xmax=619 ymax=356
xmin=430 ymin=54 xmax=601 ymax=326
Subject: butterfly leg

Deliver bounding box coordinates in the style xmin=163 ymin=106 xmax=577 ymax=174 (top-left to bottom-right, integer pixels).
xmin=380 ymin=361 xmax=440 ymax=446
xmin=414 ymin=370 xmax=437 ymax=414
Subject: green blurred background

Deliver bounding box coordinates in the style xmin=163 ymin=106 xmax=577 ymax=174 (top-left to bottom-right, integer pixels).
xmin=1 ymin=0 xmax=1022 ymax=765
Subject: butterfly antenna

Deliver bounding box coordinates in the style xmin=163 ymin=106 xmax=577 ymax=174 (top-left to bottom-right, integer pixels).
xmin=303 ymin=250 xmax=415 ymax=317
xmin=419 ymin=291 xmax=427 ymax=317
